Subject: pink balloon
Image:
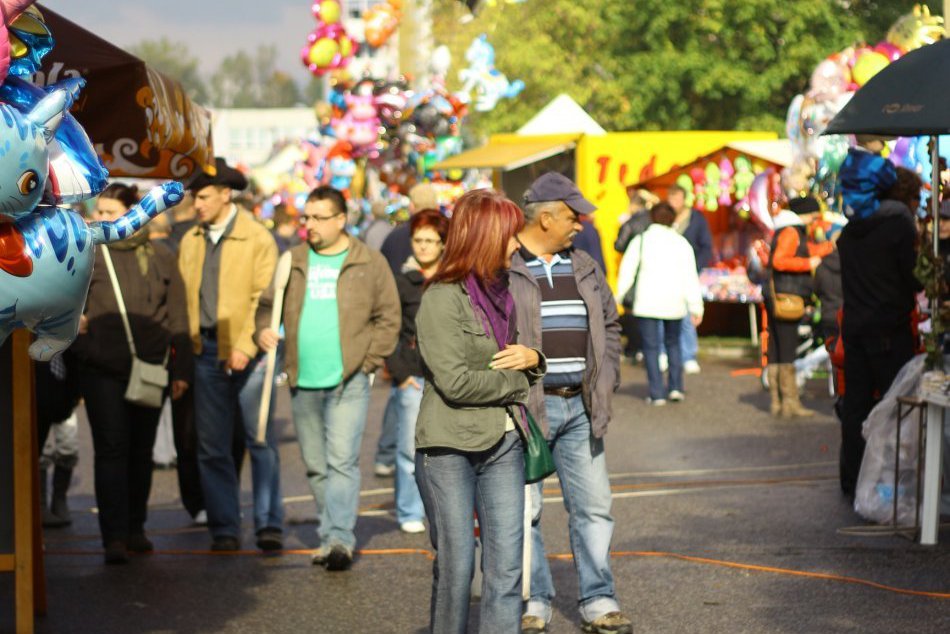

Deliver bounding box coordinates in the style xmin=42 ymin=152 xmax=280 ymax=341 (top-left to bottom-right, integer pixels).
xmin=873 ymin=41 xmax=903 ymax=62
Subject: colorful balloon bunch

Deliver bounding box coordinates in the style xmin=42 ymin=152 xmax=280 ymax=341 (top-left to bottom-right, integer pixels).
xmin=301 ymin=0 xmax=358 ymax=76
xmin=458 ymin=34 xmax=524 ymax=113
xmin=363 ymin=0 xmax=402 ymax=49
xmin=785 ymin=4 xmax=944 ymax=201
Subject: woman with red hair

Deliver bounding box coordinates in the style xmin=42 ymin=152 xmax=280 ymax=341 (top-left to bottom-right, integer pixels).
xmin=414 ymin=189 xmax=545 ymax=633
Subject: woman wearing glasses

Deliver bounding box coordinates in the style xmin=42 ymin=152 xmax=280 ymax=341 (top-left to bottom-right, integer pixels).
xmin=414 ymin=189 xmax=545 ymax=633
xmin=385 ymin=210 xmax=450 ymax=534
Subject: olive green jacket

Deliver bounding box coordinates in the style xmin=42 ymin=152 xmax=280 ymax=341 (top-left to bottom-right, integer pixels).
xmin=415 ymin=282 xmax=545 ymax=452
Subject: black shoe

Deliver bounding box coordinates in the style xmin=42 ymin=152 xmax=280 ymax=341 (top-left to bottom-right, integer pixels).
xmin=127 ymin=533 xmax=154 ymax=553
xmin=104 ymin=541 xmax=129 ymax=565
xmin=255 ymin=528 xmax=283 ymax=552
xmin=325 ymin=544 xmax=352 ymax=571
xmin=210 ymin=536 xmax=240 ymax=552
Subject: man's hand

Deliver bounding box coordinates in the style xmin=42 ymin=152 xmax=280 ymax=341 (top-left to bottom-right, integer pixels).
xmin=490 ymin=345 xmax=540 ymax=371
xmin=399 ymin=377 xmax=421 ymax=390
xmin=227 ymin=350 xmax=251 ymax=372
xmin=258 ymin=328 xmax=281 ymax=352
xmin=691 ymin=314 xmax=703 ymax=327
xmin=171 ymin=380 xmax=189 ymax=400
xmin=78 ymin=314 xmax=88 ymax=335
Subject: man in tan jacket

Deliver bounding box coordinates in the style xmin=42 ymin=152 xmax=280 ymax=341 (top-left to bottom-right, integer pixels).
xmin=256 ymin=185 xmax=399 ymax=571
xmin=179 ymin=158 xmax=283 ymax=553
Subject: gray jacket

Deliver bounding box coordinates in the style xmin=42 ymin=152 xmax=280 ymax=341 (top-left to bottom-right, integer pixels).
xmin=509 ymin=249 xmax=622 ymax=438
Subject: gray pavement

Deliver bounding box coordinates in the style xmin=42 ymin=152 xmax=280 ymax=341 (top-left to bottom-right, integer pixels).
xmin=5 ymin=357 xmax=949 ymax=633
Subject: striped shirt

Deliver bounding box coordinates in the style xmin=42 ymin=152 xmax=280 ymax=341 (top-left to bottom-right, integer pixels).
xmin=520 ymin=247 xmax=588 ymax=387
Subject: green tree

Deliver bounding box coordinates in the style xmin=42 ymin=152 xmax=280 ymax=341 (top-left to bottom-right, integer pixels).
xmin=209 ymin=46 xmax=302 ymax=108
xmin=127 ymin=38 xmax=209 ymax=104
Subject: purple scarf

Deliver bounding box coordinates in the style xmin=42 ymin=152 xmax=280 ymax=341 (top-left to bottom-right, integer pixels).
xmin=464 ymin=273 xmax=516 ymax=349
xmin=464 ymin=273 xmax=528 ymax=433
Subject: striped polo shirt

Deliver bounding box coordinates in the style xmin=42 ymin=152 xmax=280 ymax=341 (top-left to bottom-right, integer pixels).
xmin=520 ymin=247 xmax=589 ymax=387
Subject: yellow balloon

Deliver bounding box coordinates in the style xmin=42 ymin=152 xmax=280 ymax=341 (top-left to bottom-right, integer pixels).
xmin=308 ymin=38 xmax=339 ymax=68
xmin=852 ymin=51 xmax=890 ymax=87
xmin=320 ymin=1 xmax=341 ymax=24
xmin=339 ymin=36 xmax=353 ymax=58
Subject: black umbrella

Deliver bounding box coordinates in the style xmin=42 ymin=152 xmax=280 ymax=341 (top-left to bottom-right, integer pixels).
xmin=824 ymin=38 xmax=950 ymax=137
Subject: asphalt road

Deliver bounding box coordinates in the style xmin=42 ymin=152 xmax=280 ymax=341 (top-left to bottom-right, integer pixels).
xmin=5 ymin=357 xmax=949 ymax=633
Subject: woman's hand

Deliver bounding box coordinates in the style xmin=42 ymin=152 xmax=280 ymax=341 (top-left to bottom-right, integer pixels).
xmin=691 ymin=314 xmax=703 ymax=327
xmin=399 ymin=376 xmax=421 ymax=390
xmin=171 ymin=380 xmax=189 ymax=400
xmin=258 ymin=328 xmax=281 ymax=352
xmin=78 ymin=314 xmax=88 ymax=335
xmin=490 ymin=345 xmax=540 ymax=371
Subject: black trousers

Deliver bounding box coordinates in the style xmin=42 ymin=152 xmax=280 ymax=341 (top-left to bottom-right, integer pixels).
xmin=765 ymin=297 xmax=800 ymax=364
xmin=839 ymin=327 xmax=915 ymax=495
xmin=80 ymin=370 xmax=162 ymax=545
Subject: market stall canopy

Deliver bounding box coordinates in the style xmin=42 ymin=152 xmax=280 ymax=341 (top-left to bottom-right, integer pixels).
xmin=432 ymin=134 xmax=580 ymax=171
xmin=31 ymin=5 xmax=214 ymax=179
xmin=517 ymin=94 xmax=606 ymax=136
xmin=825 ymin=38 xmax=950 ymax=136
xmin=628 ymin=139 xmax=789 ymax=200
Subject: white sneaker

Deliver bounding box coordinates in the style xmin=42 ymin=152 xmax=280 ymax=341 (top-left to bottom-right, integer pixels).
xmin=193 ymin=510 xmax=208 ymax=526
xmin=374 ymin=463 xmax=395 ymax=477
xmin=646 ymin=397 xmax=667 ymax=406
xmin=668 ymin=390 xmax=685 ymax=402
xmin=684 ymin=360 xmax=701 ymax=374
xmin=400 ymin=520 xmax=426 ymax=534
xmin=658 ymin=354 xmax=669 ymax=372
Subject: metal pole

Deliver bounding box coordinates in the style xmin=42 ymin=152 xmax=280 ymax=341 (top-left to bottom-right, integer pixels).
xmin=932 ymin=136 xmax=940 ymax=259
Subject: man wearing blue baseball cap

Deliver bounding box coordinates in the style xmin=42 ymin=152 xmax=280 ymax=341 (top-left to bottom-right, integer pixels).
xmin=511 ymin=172 xmax=631 ymax=634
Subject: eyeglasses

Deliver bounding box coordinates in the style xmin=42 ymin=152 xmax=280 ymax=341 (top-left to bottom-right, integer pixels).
xmin=302 ymin=211 xmax=343 ymax=223
xmin=412 ymin=237 xmax=443 ymax=246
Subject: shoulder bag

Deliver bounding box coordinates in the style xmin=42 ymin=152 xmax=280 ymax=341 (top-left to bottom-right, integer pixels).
xmin=523 ymin=408 xmax=556 ymax=483
xmin=101 ymin=245 xmax=169 ymax=408
xmin=769 ymin=277 xmax=805 ymax=322
xmin=621 ymin=233 xmax=646 ymax=310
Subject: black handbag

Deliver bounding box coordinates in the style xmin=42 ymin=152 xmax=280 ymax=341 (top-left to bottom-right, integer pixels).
xmin=523 ymin=409 xmax=556 ymax=483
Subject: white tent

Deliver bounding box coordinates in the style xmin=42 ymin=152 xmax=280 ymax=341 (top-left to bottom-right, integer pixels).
xmin=517 ymin=94 xmax=606 ymax=136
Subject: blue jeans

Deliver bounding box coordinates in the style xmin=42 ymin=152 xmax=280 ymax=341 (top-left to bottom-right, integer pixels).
xmin=527 ymin=395 xmax=619 ymax=624
xmin=374 ymin=386 xmax=399 ymax=468
xmin=290 ymin=371 xmax=371 ymax=550
xmin=416 ymin=431 xmax=524 ymax=634
xmin=194 ymin=336 xmax=284 ymax=539
xmin=639 ymin=317 xmax=684 ymax=400
xmin=394 ymin=378 xmax=425 ymax=524
xmin=680 ymin=317 xmax=699 ymax=362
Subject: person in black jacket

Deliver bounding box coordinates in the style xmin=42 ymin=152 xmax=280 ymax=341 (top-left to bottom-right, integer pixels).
xmin=837 ymin=167 xmax=922 ymax=498
xmin=73 ymin=184 xmax=193 ymax=563
xmin=385 ymin=209 xmax=449 ymax=534
xmin=615 ymin=189 xmax=656 ymax=361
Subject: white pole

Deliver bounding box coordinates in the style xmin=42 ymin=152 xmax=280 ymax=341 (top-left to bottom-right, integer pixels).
xmin=522 ymin=483 xmax=533 ymax=601
xmin=257 ymin=252 xmax=293 ymax=443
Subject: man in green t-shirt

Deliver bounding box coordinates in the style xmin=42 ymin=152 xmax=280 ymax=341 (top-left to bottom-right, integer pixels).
xmin=255 ymin=186 xmax=400 ymax=571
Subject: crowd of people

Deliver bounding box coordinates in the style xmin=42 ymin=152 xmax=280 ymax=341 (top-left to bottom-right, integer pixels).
xmin=31 ymin=141 xmax=938 ymax=632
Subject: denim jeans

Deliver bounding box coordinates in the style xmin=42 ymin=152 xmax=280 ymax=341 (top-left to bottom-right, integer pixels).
xmin=394 ymin=377 xmax=425 ymax=524
xmin=194 ymin=336 xmax=284 ymax=539
xmin=639 ymin=317 xmax=684 ymax=400
xmin=374 ymin=385 xmax=399 ymax=468
xmin=526 ymin=395 xmax=619 ymax=624
xmin=80 ymin=370 xmax=162 ymax=546
xmin=680 ymin=317 xmax=699 ymax=362
xmin=416 ymin=431 xmax=524 ymax=634
xmin=290 ymin=371 xmax=371 ymax=550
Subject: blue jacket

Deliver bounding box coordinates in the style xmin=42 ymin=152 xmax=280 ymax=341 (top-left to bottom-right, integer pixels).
xmin=839 ymin=148 xmax=897 ymax=220
xmin=681 ymin=209 xmax=713 ymax=271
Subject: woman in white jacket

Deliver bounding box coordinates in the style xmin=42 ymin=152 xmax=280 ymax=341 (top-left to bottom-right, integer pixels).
xmin=616 ymin=202 xmax=704 ymax=405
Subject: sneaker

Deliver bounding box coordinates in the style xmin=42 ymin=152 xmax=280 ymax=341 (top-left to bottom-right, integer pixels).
xmin=255 ymin=528 xmax=283 ymax=552
xmin=400 ymin=520 xmax=426 ymax=534
xmin=104 ymin=541 xmax=129 ymax=565
xmin=633 ymin=351 xmax=644 ymax=364
xmin=658 ymin=353 xmax=669 ymax=372
xmin=127 ymin=533 xmax=154 ymax=553
xmin=311 ymin=546 xmax=329 ymax=566
xmin=684 ymin=360 xmax=701 ymax=374
xmin=645 ymin=397 xmax=667 ymax=406
xmin=192 ymin=510 xmax=208 ymax=526
xmin=210 ymin=536 xmax=240 ymax=552
xmin=521 ymin=614 xmax=547 ymax=633
xmin=668 ymin=390 xmax=685 ymax=402
xmin=582 ymin=611 xmax=633 ymax=634
xmin=374 ymin=463 xmax=396 ymax=477
xmin=325 ymin=544 xmax=353 ymax=571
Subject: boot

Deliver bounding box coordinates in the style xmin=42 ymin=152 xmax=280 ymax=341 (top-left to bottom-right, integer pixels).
xmin=49 ymin=465 xmax=73 ymax=526
xmin=779 ymin=364 xmax=815 ymax=418
xmin=40 ymin=468 xmax=68 ymax=528
xmin=766 ymin=365 xmax=782 ymax=417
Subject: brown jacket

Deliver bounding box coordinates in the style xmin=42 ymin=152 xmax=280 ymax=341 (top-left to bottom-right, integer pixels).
xmin=179 ymin=208 xmax=277 ymax=360
xmin=255 ymin=237 xmax=400 ymax=387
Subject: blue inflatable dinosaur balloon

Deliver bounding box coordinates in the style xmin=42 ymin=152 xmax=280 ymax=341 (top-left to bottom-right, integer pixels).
xmin=0 ymin=77 xmax=183 ymax=359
